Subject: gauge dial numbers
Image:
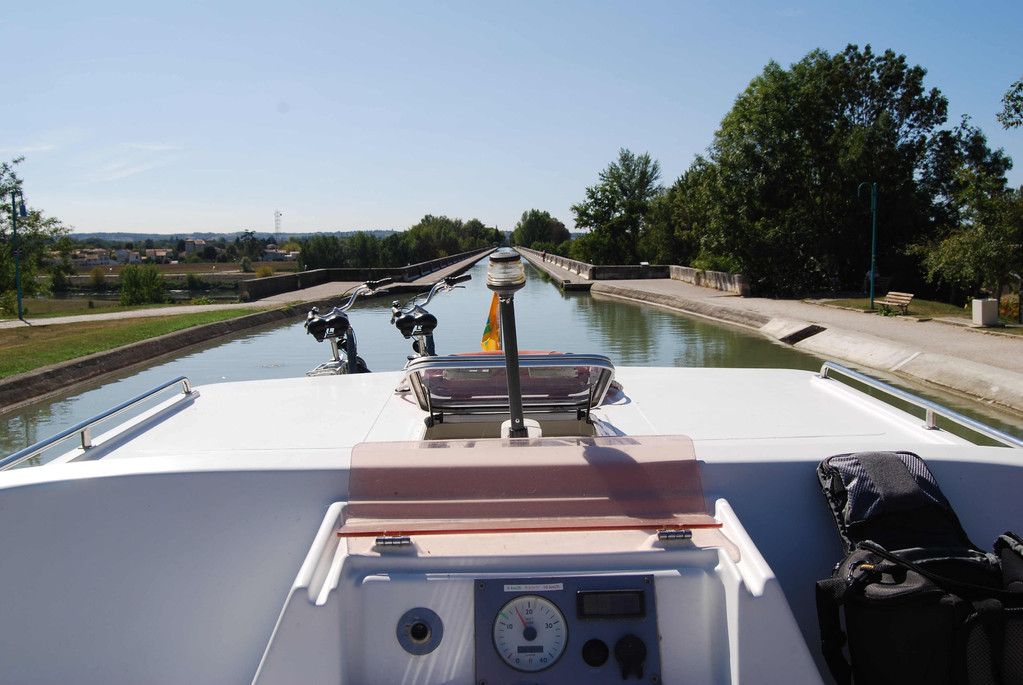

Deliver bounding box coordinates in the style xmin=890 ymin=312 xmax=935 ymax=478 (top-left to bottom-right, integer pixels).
xmin=492 ymin=595 xmax=568 ymax=672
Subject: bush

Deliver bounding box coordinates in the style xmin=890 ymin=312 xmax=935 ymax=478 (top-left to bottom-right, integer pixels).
xmin=50 ymin=260 xmax=74 ymax=292
xmin=89 ymin=267 xmax=108 ymax=291
xmin=255 ymin=265 xmax=275 ymax=278
xmin=1001 ymin=294 xmax=1020 ymax=321
xmin=691 ymin=250 xmax=740 ymax=274
xmin=119 ymin=265 xmax=166 ymax=306
xmin=240 ymin=257 xmax=252 ymax=273
xmin=185 ymin=273 xmax=208 ymax=290
xmin=0 ymin=291 xmax=17 ymax=317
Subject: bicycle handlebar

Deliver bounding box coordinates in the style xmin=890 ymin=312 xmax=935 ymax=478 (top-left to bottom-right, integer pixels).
xmin=418 ymin=273 xmax=472 ymax=309
xmin=334 ymin=277 xmax=394 ymax=313
xmin=306 ymin=277 xmax=395 ymax=342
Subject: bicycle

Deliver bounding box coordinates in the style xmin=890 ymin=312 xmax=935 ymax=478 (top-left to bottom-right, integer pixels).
xmin=304 ymin=278 xmax=393 ymax=376
xmin=390 ymin=274 xmax=472 ymax=360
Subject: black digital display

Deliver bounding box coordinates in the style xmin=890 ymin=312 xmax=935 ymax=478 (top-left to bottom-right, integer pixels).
xmin=517 ymin=645 xmax=544 ymax=653
xmin=576 ymin=590 xmax=646 ymax=619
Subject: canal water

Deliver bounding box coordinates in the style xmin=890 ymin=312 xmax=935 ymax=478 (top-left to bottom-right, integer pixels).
xmin=3 ymin=259 xmax=1020 ymax=462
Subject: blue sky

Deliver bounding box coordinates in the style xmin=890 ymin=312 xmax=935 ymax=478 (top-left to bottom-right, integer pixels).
xmin=3 ymin=1 xmax=1021 ymax=236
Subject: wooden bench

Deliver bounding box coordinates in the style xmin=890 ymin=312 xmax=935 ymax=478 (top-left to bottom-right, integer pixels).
xmin=878 ymin=291 xmax=914 ymax=315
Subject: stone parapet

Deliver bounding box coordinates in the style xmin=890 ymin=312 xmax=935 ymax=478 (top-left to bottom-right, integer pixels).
xmin=238 ymin=248 xmax=491 ymax=301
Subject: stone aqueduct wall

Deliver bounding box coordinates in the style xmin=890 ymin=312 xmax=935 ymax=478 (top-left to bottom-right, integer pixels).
xmin=517 ymin=247 xmax=749 ymax=296
xmin=238 ymin=248 xmax=492 ymax=301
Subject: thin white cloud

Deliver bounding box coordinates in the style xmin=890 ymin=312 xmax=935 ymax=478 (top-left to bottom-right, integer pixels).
xmin=80 ymin=143 xmax=184 ymax=184
xmin=2 ymin=128 xmax=90 ymax=156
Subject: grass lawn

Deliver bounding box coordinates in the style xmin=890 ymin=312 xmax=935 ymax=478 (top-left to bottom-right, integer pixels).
xmin=13 ymin=298 xmax=197 ymax=319
xmin=825 ymin=297 xmax=970 ymax=319
xmin=0 ymin=309 xmax=261 ymax=378
xmin=823 ymin=297 xmax=1023 ymax=334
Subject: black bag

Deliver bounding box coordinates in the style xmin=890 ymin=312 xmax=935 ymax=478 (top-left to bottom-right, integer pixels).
xmin=815 ymin=451 xmax=1023 ymax=685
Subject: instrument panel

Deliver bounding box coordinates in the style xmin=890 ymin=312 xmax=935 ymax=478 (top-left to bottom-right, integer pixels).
xmin=473 ymin=575 xmax=661 ymax=684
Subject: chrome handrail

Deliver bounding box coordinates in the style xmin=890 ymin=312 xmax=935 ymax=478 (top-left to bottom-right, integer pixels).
xmin=818 ymin=362 xmax=1023 ymax=449
xmin=0 ymin=376 xmax=193 ymax=471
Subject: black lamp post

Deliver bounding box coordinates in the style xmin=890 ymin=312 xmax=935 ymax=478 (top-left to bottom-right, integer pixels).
xmin=10 ymin=190 xmax=28 ymax=320
xmin=487 ymin=248 xmax=528 ymax=437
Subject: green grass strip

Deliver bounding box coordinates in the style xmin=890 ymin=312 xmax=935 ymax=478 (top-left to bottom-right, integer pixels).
xmin=0 ymin=309 xmax=262 ymax=378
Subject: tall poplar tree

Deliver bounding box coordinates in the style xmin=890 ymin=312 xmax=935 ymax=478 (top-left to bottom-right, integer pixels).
xmin=571 ymin=149 xmax=662 ymax=264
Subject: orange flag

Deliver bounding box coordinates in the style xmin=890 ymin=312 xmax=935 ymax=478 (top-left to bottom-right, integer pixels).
xmin=481 ymin=292 xmax=501 ymax=350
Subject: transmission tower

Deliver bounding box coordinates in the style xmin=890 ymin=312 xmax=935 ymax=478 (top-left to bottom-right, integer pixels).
xmin=274 ymin=209 xmax=282 ymax=247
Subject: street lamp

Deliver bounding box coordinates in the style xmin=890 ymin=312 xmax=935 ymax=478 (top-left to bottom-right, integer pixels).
xmin=9 ymin=190 xmax=28 ymax=320
xmin=487 ymin=248 xmax=528 ymax=438
xmin=858 ymin=182 xmax=878 ymax=309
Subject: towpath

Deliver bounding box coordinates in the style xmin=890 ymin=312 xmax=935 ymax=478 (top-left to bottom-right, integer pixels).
xmin=519 ymin=250 xmax=1023 ymax=417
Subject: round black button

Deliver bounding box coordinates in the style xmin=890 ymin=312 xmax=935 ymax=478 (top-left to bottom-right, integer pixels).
xmin=582 ymin=638 xmax=609 ymax=667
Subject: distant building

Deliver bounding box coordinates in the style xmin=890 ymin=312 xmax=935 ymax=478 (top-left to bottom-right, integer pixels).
xmin=145 ymin=249 xmax=173 ymax=263
xmin=114 ymin=249 xmax=142 ymax=264
xmin=71 ymin=249 xmax=117 ymax=268
xmin=184 ymin=238 xmax=207 ymax=255
xmin=263 ymin=246 xmax=298 ymax=261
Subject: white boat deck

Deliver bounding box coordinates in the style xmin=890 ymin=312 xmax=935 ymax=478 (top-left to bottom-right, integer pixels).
xmin=1 ymin=362 xmax=1020 ymax=684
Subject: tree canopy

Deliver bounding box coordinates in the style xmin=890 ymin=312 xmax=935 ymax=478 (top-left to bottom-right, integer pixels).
xmin=571 ymin=149 xmax=662 ymax=265
xmin=638 ymin=45 xmax=1011 ymax=296
xmin=510 ymin=209 xmax=570 ymax=251
xmin=913 ymin=165 xmax=1023 ymax=299
xmin=999 ymin=75 xmax=1023 ymax=130
xmin=1 ymin=158 xmax=73 ymax=314
xmin=298 ymin=215 xmax=503 ymax=270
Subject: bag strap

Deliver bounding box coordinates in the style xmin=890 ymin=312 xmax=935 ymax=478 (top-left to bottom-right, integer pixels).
xmin=815 ymin=577 xmax=853 ymax=685
xmin=858 ymin=541 xmax=1021 ymax=602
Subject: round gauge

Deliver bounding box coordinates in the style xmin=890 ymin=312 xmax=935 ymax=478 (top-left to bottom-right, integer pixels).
xmin=492 ymin=594 xmax=568 ymax=672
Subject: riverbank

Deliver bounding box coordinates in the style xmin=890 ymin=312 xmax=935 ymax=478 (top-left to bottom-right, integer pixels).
xmin=595 ymin=279 xmax=1023 ymax=416
xmin=515 ymin=247 xmax=1023 ymax=416
xmin=0 ymin=254 xmax=488 ymax=412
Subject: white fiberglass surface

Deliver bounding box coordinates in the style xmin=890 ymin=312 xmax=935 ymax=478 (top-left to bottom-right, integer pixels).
xmin=609 ymin=367 xmax=964 ymax=445
xmin=89 ymin=372 xmax=406 ymax=459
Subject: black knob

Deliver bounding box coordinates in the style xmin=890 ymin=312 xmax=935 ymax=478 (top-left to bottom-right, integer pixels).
xmin=614 ymin=634 xmax=647 ymax=680
xmin=582 ymin=638 xmax=609 ymax=667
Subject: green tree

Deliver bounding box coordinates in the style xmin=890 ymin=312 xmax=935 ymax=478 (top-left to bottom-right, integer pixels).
xmin=998 ymin=75 xmax=1023 ymax=130
xmin=571 ymin=149 xmax=662 ymax=264
xmin=347 ymin=232 xmax=381 ymax=268
xmin=119 ymin=264 xmax=166 ymax=305
xmin=89 ymin=266 xmax=108 ymax=291
xmin=684 ymin=45 xmax=978 ymax=295
xmin=298 ymin=235 xmax=345 ymax=269
xmin=239 ymin=230 xmax=262 ymax=260
xmin=1 ymin=157 xmax=73 ymax=302
xmin=915 ymin=166 xmax=1023 ymax=300
xmin=511 ymin=210 xmax=569 ymax=250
